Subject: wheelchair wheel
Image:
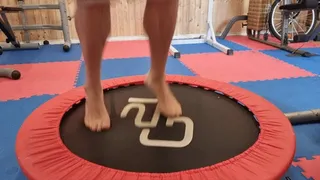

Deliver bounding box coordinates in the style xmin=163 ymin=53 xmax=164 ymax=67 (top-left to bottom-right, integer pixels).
xmin=268 ymin=0 xmax=317 ymax=42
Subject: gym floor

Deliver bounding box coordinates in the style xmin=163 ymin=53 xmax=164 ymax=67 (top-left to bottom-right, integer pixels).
xmin=0 ymin=35 xmax=320 ymax=180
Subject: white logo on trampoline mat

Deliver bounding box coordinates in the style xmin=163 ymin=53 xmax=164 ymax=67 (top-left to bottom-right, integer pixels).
xmin=120 ymin=97 xmax=194 ymax=148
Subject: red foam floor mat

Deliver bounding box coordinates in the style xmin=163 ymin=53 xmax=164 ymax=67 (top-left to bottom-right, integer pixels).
xmin=227 ymin=35 xmax=320 ymax=51
xmin=292 ymin=156 xmax=320 ymax=180
xmin=180 ymin=51 xmax=315 ymax=83
xmin=80 ymin=40 xmax=173 ymax=60
xmin=102 ymin=40 xmax=150 ymax=59
xmin=0 ymin=61 xmax=81 ymax=101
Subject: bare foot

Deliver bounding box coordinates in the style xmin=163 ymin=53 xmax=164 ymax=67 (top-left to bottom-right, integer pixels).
xmin=145 ymin=74 xmax=182 ymax=117
xmin=84 ymin=86 xmax=111 ymax=132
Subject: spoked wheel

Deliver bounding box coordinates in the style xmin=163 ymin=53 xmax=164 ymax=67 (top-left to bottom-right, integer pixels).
xmin=268 ymin=0 xmax=317 ymax=42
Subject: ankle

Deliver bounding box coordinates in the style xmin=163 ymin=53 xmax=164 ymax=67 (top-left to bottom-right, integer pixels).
xmin=147 ymin=71 xmax=166 ymax=82
xmin=84 ymin=84 xmax=103 ymax=97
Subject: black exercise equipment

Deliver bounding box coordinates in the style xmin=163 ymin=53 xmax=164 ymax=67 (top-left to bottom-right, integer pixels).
xmin=0 ymin=6 xmax=40 ymax=54
xmin=267 ymin=0 xmax=319 ymax=44
xmin=280 ymin=0 xmax=318 ymax=11
xmin=220 ymin=0 xmax=319 ymax=57
xmin=220 ymin=15 xmax=248 ymax=39
xmin=0 ymin=0 xmax=72 ymax=55
xmin=279 ymin=0 xmax=319 ymax=46
xmin=0 ymin=6 xmax=23 ymax=80
xmin=290 ymin=0 xmax=320 ymax=43
xmin=13 ymin=0 xmax=72 ymax=52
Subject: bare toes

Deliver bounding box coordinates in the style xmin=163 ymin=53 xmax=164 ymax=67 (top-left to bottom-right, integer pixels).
xmin=102 ymin=120 xmax=110 ymax=129
xmin=95 ymin=123 xmax=101 ymax=132
xmin=98 ymin=121 xmax=108 ymax=132
xmin=84 ymin=120 xmax=92 ymax=131
xmin=158 ymin=100 xmax=182 ymax=118
xmin=84 ymin=115 xmax=111 ymax=132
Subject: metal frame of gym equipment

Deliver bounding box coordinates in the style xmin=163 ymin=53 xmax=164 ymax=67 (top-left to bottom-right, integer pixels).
xmin=265 ymin=0 xmax=319 ymax=57
xmin=0 ymin=0 xmax=71 ymax=54
xmin=0 ymin=7 xmax=22 ymax=79
xmin=220 ymin=0 xmax=319 ymax=57
xmin=169 ymin=0 xmax=233 ymax=58
xmin=0 ymin=6 xmax=40 ymax=55
xmin=296 ymin=21 xmax=320 ymax=42
xmin=292 ymin=1 xmax=320 ymax=42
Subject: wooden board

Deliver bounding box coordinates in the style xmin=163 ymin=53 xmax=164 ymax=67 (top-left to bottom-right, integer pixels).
xmin=0 ymin=0 xmax=248 ymax=42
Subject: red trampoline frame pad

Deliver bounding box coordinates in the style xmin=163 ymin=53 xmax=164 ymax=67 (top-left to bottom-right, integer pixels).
xmin=16 ymin=75 xmax=296 ymax=180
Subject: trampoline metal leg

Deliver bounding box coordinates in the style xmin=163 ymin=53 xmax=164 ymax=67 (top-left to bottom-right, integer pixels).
xmin=285 ymin=109 xmax=320 ymax=125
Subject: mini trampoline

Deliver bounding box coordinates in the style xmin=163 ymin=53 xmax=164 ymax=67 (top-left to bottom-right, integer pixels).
xmin=16 ymin=75 xmax=296 ymax=180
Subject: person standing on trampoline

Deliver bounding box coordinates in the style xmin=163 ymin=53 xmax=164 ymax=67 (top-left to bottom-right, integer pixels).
xmin=75 ymin=0 xmax=181 ymax=132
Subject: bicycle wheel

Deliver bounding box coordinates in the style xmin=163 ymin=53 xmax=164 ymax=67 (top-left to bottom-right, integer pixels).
xmin=268 ymin=0 xmax=317 ymax=42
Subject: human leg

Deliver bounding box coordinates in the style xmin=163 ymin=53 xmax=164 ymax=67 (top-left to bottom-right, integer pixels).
xmin=143 ymin=0 xmax=181 ymax=117
xmin=75 ymin=0 xmax=111 ymax=131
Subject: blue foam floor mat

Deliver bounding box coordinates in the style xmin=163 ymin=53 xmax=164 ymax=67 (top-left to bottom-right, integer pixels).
xmin=261 ymin=47 xmax=320 ymax=75
xmin=0 ymin=44 xmax=82 ymax=65
xmin=233 ymin=76 xmax=320 ymax=113
xmin=76 ymin=56 xmax=195 ymax=86
xmin=172 ymin=38 xmax=250 ymax=55
xmin=0 ymin=95 xmax=55 ymax=180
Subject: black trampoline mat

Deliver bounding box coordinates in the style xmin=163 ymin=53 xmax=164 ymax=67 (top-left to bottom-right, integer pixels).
xmin=60 ymin=84 xmax=260 ymax=173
